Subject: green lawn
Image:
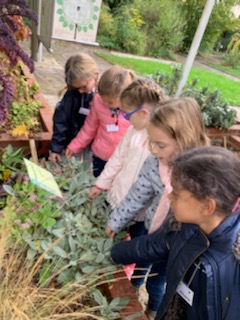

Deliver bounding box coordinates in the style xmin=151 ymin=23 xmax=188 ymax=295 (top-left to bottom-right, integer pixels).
xmin=96 ymin=52 xmax=240 ymax=106
xmin=204 ymin=61 xmax=240 ymax=78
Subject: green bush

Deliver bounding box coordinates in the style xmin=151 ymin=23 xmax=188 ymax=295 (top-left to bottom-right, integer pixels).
xmin=224 ymin=51 xmax=240 ymax=69
xmin=113 ymin=5 xmax=146 ymax=55
xmin=152 ymin=65 xmax=237 ymax=129
xmin=133 ymin=0 xmax=185 ymax=57
xmin=97 ymin=3 xmax=117 ymax=49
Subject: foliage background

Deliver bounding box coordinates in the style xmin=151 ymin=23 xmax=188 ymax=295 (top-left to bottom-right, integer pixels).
xmin=98 ymin=0 xmax=240 ymax=61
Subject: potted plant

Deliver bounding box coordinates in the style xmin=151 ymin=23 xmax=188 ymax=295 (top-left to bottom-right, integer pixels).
xmin=0 ymin=1 xmax=53 ymax=157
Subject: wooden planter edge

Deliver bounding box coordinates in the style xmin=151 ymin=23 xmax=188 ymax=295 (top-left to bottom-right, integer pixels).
xmin=101 ymin=268 xmax=148 ymax=319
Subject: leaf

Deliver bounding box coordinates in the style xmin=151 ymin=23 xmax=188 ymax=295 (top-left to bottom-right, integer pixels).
xmin=97 ymin=239 xmax=105 ymax=252
xmin=103 ymin=238 xmax=113 ymax=252
xmin=80 ymin=251 xmax=96 ymax=262
xmin=68 ymin=235 xmax=76 ymax=252
xmin=41 ymin=240 xmax=52 ymax=251
xmin=3 ymin=184 xmax=14 ymax=195
xmin=81 ymin=265 xmax=96 ymax=273
xmin=93 ymin=289 xmax=108 ymax=306
xmin=57 ymin=269 xmax=75 ymax=284
xmin=27 ymin=248 xmax=36 ymax=260
xmin=76 ymin=197 xmax=88 ymax=206
xmin=51 ymin=228 xmax=65 ymax=237
xmin=109 ymin=297 xmax=129 ymax=309
xmin=96 ymin=252 xmax=105 ymax=263
xmin=42 ymin=217 xmax=56 ymax=228
xmin=52 ymin=246 xmax=67 ymax=258
xmin=39 ymin=262 xmax=52 ymax=286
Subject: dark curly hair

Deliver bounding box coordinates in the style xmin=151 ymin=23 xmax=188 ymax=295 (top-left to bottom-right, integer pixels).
xmin=171 ymin=146 xmax=240 ymax=215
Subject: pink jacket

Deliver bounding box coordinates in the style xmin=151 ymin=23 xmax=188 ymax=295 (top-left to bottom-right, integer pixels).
xmin=95 ymin=126 xmax=150 ymax=208
xmin=67 ymin=93 xmax=131 ymax=161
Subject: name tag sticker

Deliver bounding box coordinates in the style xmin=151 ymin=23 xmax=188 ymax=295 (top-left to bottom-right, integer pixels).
xmin=106 ymin=124 xmax=119 ymax=132
xmin=79 ymin=107 xmax=90 ymax=115
xmin=176 ymin=281 xmax=194 ymax=306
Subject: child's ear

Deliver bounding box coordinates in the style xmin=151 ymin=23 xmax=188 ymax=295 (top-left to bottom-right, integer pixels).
xmin=141 ymin=108 xmax=150 ymax=117
xmin=203 ymin=198 xmax=217 ymax=216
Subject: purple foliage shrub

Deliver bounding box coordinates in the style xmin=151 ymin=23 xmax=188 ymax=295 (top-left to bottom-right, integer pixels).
xmin=0 ymin=0 xmax=37 ymax=123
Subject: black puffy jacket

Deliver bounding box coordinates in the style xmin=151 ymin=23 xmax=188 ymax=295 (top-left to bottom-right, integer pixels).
xmin=50 ymin=90 xmax=94 ymax=154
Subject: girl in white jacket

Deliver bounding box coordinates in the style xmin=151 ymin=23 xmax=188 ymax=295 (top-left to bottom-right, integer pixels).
xmin=88 ymin=78 xmax=166 ymax=237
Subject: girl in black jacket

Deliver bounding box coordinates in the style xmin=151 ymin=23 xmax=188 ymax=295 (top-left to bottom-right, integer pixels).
xmin=49 ymin=53 xmax=98 ymax=164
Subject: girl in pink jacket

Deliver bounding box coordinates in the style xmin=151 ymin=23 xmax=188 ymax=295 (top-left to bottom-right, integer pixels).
xmin=66 ymin=66 xmax=135 ymax=176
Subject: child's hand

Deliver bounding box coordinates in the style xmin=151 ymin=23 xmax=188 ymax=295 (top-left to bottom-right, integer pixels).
xmin=49 ymin=152 xmax=62 ymax=164
xmin=65 ymin=148 xmax=73 ymax=158
xmin=105 ymin=226 xmax=116 ymax=238
xmin=88 ymin=186 xmax=102 ymax=198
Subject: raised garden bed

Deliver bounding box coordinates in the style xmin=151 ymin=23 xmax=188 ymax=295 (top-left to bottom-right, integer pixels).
xmin=0 ymin=63 xmax=53 ymax=158
xmin=206 ymin=124 xmax=240 ymax=155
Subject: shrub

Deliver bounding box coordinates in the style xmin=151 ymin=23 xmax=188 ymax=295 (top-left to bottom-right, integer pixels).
xmin=113 ymin=5 xmax=146 ymax=55
xmin=97 ymin=3 xmax=117 ymax=50
xmin=152 ymin=65 xmax=237 ymax=129
xmin=0 ymin=0 xmax=37 ymax=123
xmin=133 ymin=0 xmax=185 ymax=57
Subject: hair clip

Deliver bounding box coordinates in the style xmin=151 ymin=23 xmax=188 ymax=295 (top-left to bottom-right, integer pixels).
xmin=66 ymin=71 xmax=71 ymax=85
xmin=111 ymin=108 xmax=119 ymax=126
xmin=232 ymin=197 xmax=240 ymax=213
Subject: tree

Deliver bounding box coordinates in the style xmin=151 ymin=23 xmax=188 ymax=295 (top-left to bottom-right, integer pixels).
xmin=181 ymin=0 xmax=240 ymax=53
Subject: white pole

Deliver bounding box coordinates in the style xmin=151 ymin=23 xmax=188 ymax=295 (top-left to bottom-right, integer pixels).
xmin=175 ymin=0 xmax=216 ymax=97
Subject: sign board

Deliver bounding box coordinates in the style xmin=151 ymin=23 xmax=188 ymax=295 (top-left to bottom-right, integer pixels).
xmin=52 ymin=0 xmax=102 ymax=45
xmin=24 ymin=158 xmax=63 ymax=199
xmin=39 ymin=0 xmax=55 ymax=51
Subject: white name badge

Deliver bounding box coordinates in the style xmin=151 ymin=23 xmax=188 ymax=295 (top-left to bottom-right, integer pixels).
xmin=176 ymin=281 xmax=194 ymax=306
xmin=106 ymin=124 xmax=119 ymax=132
xmin=79 ymin=107 xmax=90 ymax=116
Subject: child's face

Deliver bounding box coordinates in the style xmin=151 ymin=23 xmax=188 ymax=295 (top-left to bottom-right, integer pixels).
xmin=70 ymin=77 xmax=96 ymax=94
xmin=168 ymin=179 xmax=205 ymax=225
xmin=121 ymin=105 xmax=150 ymax=130
xmin=147 ymin=123 xmax=180 ymax=165
xmin=101 ymin=95 xmax=120 ymax=110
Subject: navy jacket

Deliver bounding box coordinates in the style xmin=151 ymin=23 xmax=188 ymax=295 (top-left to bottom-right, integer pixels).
xmin=50 ymin=90 xmax=94 ymax=154
xmin=111 ymin=211 xmax=240 ymax=320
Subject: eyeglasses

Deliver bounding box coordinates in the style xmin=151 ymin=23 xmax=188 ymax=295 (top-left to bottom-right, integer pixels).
xmin=122 ymin=105 xmax=144 ymax=120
